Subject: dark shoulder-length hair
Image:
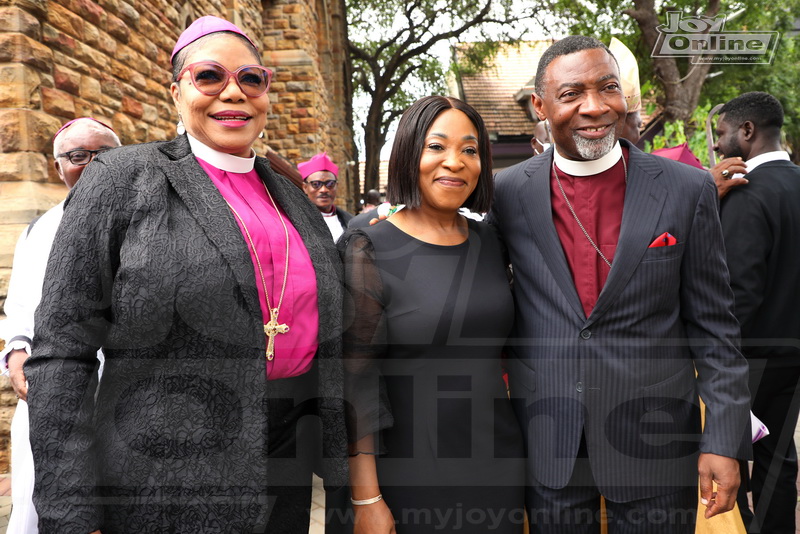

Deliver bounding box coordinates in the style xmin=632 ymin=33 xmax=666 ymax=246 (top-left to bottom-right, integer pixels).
xmin=387 ymin=96 xmax=493 ymax=213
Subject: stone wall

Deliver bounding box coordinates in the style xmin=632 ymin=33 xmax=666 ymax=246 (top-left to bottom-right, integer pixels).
xmin=0 ymin=0 xmax=354 ymax=473
xmin=261 ymin=0 xmax=352 ymax=162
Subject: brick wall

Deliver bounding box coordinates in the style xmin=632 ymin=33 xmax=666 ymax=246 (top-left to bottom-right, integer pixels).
xmin=262 ymin=0 xmax=353 ymax=171
xmin=0 ymin=0 xmax=354 ymax=472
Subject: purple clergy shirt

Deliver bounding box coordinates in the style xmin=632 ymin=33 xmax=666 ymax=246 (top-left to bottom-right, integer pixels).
xmin=197 ymin=157 xmax=319 ymax=379
xmin=551 ymin=149 xmax=628 ymax=317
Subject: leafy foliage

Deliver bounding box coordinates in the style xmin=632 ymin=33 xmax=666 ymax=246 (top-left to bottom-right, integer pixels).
xmin=701 ymin=22 xmax=800 ymax=160
xmin=645 ymin=103 xmax=713 ymax=166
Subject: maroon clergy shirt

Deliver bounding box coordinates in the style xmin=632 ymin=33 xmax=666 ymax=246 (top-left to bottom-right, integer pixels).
xmin=550 ymin=148 xmax=629 ymax=317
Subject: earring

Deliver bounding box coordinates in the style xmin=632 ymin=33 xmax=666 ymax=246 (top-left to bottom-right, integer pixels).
xmin=177 ymin=120 xmax=185 ymax=135
xmin=258 ymin=131 xmax=264 ymax=139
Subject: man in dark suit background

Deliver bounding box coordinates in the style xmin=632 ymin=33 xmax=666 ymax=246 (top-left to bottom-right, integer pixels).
xmin=489 ymin=36 xmax=751 ymax=533
xmin=715 ymin=92 xmax=800 ymax=534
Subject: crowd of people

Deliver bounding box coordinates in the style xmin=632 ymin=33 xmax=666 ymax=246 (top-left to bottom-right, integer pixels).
xmin=0 ymin=13 xmax=798 ymax=534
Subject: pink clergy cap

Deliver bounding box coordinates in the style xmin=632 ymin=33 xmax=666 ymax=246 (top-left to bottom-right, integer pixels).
xmin=53 ymin=117 xmax=115 ymax=141
xmin=652 ymin=143 xmax=705 ymax=170
xmin=171 ymin=15 xmax=257 ymax=62
xmin=297 ymin=152 xmax=338 ymax=180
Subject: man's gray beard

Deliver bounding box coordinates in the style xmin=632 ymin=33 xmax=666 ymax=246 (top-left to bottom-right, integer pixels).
xmin=573 ymin=130 xmax=616 ymax=160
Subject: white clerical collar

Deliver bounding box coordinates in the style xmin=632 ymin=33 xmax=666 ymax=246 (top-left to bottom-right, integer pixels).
xmin=553 ymin=142 xmax=623 ymax=176
xmin=187 ymin=133 xmax=255 ymax=173
xmin=746 ymin=150 xmax=790 ymax=172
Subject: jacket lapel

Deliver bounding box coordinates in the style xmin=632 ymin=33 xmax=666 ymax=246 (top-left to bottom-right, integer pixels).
xmin=159 ymin=136 xmax=263 ymax=322
xmin=519 ymin=150 xmax=586 ymax=321
xmin=587 ymin=143 xmax=667 ymax=324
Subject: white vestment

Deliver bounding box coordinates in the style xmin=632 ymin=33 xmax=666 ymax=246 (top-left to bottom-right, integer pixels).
xmin=1 ymin=202 xmax=103 ymax=534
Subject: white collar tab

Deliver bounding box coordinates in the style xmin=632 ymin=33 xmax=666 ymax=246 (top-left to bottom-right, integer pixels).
xmin=187 ymin=133 xmax=256 ymax=173
xmin=553 ymin=142 xmax=623 ymax=176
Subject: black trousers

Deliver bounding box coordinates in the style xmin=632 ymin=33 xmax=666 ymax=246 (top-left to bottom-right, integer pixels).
xmin=325 ymin=485 xmax=354 ymax=534
xmin=264 ymin=372 xmax=316 ymax=533
xmin=737 ymin=357 xmax=800 ymax=534
xmin=527 ymin=437 xmax=696 ymax=534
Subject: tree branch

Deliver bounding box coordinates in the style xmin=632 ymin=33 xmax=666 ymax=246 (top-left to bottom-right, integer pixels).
xmin=704 ymin=0 xmax=721 ymax=17
xmin=347 ymin=39 xmax=372 ymax=63
xmin=375 ymin=1 xmax=420 ymax=57
xmin=381 ymin=108 xmax=405 ymax=130
xmin=398 ymin=0 xmax=493 ymax=64
xmin=382 ymin=63 xmax=421 ymax=101
xmin=354 ymin=68 xmax=373 ymax=96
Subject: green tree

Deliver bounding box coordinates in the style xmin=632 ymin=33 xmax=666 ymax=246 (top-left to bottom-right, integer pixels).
xmin=347 ymin=0 xmax=542 ymax=196
xmin=701 ymin=24 xmax=800 ymax=161
xmin=644 ymin=103 xmax=712 ymax=166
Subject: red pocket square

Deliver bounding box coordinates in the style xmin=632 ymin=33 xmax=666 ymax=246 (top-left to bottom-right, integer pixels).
xmin=649 ymin=232 xmax=677 ymax=248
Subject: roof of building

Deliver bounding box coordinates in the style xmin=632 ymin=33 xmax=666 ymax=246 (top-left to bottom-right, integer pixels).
xmin=456 ymin=40 xmax=553 ymax=137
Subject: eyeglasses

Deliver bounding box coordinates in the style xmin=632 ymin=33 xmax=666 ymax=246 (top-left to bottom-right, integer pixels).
xmin=305 ymin=180 xmax=338 ymax=190
xmin=177 ymin=61 xmax=273 ymax=98
xmin=56 ymin=148 xmax=111 ymax=166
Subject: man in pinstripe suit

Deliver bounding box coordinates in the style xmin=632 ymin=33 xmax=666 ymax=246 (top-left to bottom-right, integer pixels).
xmin=489 ymin=36 xmax=751 ymax=533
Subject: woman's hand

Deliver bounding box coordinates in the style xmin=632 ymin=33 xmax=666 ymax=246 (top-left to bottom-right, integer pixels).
xmin=7 ymin=349 xmax=29 ymax=400
xmin=353 ymin=499 xmax=396 ymax=534
xmin=369 ymin=204 xmax=401 ymax=225
xmin=349 ymin=435 xmax=394 ymax=533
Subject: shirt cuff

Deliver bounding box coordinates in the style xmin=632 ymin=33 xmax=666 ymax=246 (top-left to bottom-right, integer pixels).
xmin=1 ymin=337 xmax=32 ymax=374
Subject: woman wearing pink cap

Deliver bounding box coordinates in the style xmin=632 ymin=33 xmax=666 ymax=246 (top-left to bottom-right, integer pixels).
xmin=25 ymin=15 xmax=347 ymax=534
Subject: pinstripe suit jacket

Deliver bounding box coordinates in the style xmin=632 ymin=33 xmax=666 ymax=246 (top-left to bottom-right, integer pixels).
xmin=489 ymin=141 xmax=751 ymax=502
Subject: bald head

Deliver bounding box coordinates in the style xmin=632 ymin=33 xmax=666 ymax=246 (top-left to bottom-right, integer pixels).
xmin=53 ymin=119 xmax=121 ymax=189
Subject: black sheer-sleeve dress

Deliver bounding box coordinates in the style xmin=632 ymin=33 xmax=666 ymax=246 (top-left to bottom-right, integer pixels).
xmin=339 ymin=218 xmax=525 ymax=533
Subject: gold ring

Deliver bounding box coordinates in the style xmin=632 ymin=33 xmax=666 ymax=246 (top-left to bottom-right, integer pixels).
xmin=721 ymin=169 xmax=730 ymax=177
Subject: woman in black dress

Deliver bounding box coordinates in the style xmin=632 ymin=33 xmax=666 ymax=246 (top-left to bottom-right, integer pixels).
xmin=340 ymin=96 xmax=525 ymax=533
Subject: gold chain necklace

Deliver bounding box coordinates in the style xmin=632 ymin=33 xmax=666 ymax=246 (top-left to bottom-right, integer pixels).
xmin=552 ymin=156 xmax=627 ymax=268
xmin=225 ymin=180 xmax=291 ymax=361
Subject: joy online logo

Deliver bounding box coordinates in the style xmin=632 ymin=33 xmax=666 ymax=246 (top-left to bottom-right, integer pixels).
xmin=652 ymin=12 xmax=780 ymax=64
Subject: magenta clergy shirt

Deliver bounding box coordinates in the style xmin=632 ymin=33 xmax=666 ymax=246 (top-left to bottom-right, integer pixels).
xmin=195 ymin=156 xmax=319 ymax=379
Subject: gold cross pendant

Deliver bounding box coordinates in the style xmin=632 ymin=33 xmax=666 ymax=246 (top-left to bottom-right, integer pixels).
xmin=264 ymin=308 xmax=289 ymax=360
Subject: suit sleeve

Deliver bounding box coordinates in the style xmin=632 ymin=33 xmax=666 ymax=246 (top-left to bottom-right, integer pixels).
xmin=719 ymin=190 xmax=771 ymax=332
xmin=24 ymin=159 xmax=127 ymax=533
xmin=680 ymin=178 xmax=751 ymax=459
xmin=485 ymin=173 xmax=502 ymax=231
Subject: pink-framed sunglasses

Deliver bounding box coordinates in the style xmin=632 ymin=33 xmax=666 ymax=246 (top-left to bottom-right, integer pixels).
xmin=177 ymin=61 xmax=273 ymax=98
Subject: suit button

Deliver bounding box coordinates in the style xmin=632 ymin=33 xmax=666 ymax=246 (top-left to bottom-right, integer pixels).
xmin=576 ymin=382 xmax=584 ymax=393
xmin=580 ymin=330 xmax=592 ymax=339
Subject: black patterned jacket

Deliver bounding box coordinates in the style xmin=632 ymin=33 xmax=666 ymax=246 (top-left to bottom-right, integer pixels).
xmin=25 ymin=135 xmax=348 ymax=533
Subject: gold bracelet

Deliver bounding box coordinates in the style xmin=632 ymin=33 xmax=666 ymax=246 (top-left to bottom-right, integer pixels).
xmin=351 ymin=494 xmax=383 ymax=506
